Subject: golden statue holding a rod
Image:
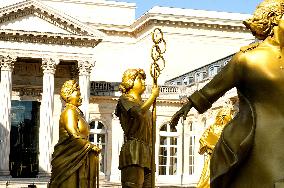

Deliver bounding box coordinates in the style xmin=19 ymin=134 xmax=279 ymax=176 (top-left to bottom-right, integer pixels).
xmin=115 ymin=28 xmax=166 ymax=188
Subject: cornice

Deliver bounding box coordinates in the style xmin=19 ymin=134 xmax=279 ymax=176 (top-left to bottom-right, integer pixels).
xmin=0 ymin=29 xmax=101 ymax=47
xmin=42 ymin=0 xmax=136 ymax=9
xmin=95 ymin=10 xmax=251 ymax=38
xmin=0 ymin=0 xmax=105 ymax=38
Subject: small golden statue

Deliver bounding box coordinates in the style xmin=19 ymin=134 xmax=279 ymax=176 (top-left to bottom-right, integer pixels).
xmin=49 ymin=80 xmax=100 ymax=188
xmin=197 ymin=107 xmax=232 ymax=188
xmin=171 ymin=0 xmax=284 ymax=187
xmin=115 ymin=68 xmax=159 ymax=188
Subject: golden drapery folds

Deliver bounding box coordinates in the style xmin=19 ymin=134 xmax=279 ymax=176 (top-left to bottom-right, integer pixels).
xmin=197 ymin=107 xmax=233 ymax=188
xmin=49 ymin=80 xmax=100 ymax=188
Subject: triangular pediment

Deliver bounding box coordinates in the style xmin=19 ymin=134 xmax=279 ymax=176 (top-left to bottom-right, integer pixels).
xmin=0 ymin=0 xmax=105 ymax=38
xmin=0 ymin=15 xmax=72 ymax=34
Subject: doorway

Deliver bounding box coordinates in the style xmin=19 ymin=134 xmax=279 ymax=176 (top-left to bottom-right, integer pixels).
xmin=10 ymin=101 xmax=40 ymax=178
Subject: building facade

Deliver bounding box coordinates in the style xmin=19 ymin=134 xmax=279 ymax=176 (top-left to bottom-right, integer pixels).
xmin=0 ymin=0 xmax=255 ymax=187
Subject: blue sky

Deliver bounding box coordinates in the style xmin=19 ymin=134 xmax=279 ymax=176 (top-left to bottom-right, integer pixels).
xmin=116 ymin=0 xmax=263 ymax=18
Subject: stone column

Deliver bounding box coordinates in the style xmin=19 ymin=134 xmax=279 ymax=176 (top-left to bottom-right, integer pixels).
xmin=78 ymin=59 xmax=94 ymax=122
xmin=0 ymin=55 xmax=16 ymax=176
xmin=109 ymin=115 xmax=124 ymax=182
xmin=38 ymin=58 xmax=57 ymax=176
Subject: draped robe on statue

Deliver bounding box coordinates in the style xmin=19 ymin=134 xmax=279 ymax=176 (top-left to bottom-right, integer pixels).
xmin=49 ymin=106 xmax=99 ymax=188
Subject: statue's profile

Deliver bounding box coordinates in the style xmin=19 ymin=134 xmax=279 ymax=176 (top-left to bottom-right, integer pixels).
xmin=49 ymin=80 xmax=100 ymax=188
xmin=115 ymin=68 xmax=159 ymax=188
xmin=197 ymin=107 xmax=233 ymax=188
xmin=171 ymin=0 xmax=284 ymax=187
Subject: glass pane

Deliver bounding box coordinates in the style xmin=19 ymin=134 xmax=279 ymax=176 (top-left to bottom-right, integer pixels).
xmin=189 ymin=166 xmax=194 ymax=175
xmin=170 ymin=126 xmax=177 ymax=132
xmin=97 ymin=121 xmax=105 ymax=130
xmin=170 ymin=147 xmax=177 ymax=157
xmin=159 ymin=146 xmax=167 ymax=157
xmin=97 ymin=134 xmax=105 ymax=144
xmin=160 ymin=136 xmax=167 ymax=145
xmin=170 ymin=137 xmax=177 ymax=145
xmin=160 ymin=124 xmax=167 ymax=131
xmin=159 ymin=166 xmax=166 ymax=175
xmin=89 ymin=134 xmax=94 ymax=142
xmin=159 ymin=156 xmax=167 ymax=165
xmin=89 ymin=121 xmax=96 ymax=129
xmin=169 ymin=157 xmax=177 ymax=175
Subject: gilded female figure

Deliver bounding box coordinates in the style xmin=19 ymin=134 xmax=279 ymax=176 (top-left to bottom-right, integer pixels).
xmin=171 ymin=0 xmax=284 ymax=187
xmin=115 ymin=69 xmax=159 ymax=188
xmin=49 ymin=80 xmax=100 ymax=188
xmin=197 ymin=107 xmax=232 ymax=188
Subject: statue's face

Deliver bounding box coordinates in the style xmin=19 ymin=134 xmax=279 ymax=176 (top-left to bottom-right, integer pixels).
xmin=131 ymin=74 xmax=146 ymax=95
xmin=67 ymin=85 xmax=82 ymax=106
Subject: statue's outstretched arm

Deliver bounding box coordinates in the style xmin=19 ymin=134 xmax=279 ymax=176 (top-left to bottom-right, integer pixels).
xmin=171 ymin=52 xmax=244 ymax=127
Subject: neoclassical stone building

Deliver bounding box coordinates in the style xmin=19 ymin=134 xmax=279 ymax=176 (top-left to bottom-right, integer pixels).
xmin=0 ymin=0 xmax=255 ymax=187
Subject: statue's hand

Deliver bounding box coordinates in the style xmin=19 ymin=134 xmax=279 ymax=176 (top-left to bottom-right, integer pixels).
xmin=170 ymin=100 xmax=192 ymax=128
xmin=91 ymin=145 xmax=101 ymax=155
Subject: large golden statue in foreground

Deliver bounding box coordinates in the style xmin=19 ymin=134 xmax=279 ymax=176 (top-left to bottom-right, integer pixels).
xmin=197 ymin=107 xmax=233 ymax=188
xmin=49 ymin=80 xmax=100 ymax=188
xmin=115 ymin=69 xmax=159 ymax=188
xmin=171 ymin=0 xmax=284 ymax=187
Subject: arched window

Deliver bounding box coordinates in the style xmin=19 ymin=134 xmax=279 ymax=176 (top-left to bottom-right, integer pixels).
xmin=159 ymin=123 xmax=178 ymax=175
xmin=89 ymin=121 xmax=107 ymax=174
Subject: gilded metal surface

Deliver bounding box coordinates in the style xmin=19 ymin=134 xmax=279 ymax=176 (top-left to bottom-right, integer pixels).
xmin=197 ymin=108 xmax=232 ymax=188
xmin=49 ymin=80 xmax=100 ymax=188
xmin=171 ymin=0 xmax=284 ymax=187
xmin=115 ymin=69 xmax=159 ymax=188
xmin=150 ymin=28 xmax=166 ymax=188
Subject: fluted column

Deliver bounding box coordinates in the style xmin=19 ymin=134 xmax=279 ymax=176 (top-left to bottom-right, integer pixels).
xmin=38 ymin=58 xmax=57 ymax=176
xmin=0 ymin=55 xmax=16 ymax=176
xmin=78 ymin=59 xmax=94 ymax=122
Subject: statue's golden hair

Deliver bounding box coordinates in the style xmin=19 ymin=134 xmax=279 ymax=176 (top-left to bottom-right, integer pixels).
xmin=60 ymin=80 xmax=79 ymax=102
xmin=119 ymin=68 xmax=146 ymax=94
xmin=244 ymin=0 xmax=284 ymax=39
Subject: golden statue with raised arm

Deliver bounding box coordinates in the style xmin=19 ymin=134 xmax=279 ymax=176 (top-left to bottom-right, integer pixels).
xmin=171 ymin=0 xmax=284 ymax=187
xmin=197 ymin=107 xmax=233 ymax=188
xmin=115 ymin=68 xmax=159 ymax=188
xmin=49 ymin=80 xmax=100 ymax=188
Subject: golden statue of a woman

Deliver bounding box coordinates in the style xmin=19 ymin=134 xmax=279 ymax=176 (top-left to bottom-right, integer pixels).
xmin=49 ymin=80 xmax=100 ymax=188
xmin=115 ymin=68 xmax=159 ymax=188
xmin=197 ymin=107 xmax=232 ymax=188
xmin=171 ymin=0 xmax=284 ymax=187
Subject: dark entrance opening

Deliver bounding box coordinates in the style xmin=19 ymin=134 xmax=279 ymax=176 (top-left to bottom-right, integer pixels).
xmin=10 ymin=101 xmax=40 ymax=178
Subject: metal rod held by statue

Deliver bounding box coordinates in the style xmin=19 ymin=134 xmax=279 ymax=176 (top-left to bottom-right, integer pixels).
xmin=150 ymin=28 xmax=166 ymax=188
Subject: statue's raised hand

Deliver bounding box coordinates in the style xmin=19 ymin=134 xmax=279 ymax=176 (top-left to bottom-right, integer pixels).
xmin=170 ymin=100 xmax=193 ymax=128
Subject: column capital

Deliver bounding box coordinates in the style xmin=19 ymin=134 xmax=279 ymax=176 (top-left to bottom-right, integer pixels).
xmin=78 ymin=58 xmax=95 ymax=76
xmin=42 ymin=58 xmax=57 ymax=74
xmin=0 ymin=55 xmax=17 ymax=71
